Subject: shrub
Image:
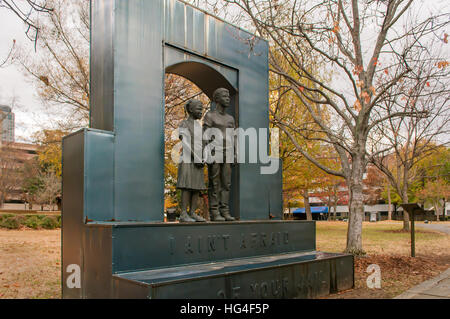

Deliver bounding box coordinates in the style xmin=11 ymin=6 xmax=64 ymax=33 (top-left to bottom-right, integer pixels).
xmin=23 ymin=216 xmax=42 ymax=229
xmin=0 ymin=215 xmax=25 ymax=229
xmin=41 ymin=216 xmax=59 ymax=229
xmin=0 ymin=213 xmax=61 ymax=229
xmin=0 ymin=214 xmax=15 ymax=221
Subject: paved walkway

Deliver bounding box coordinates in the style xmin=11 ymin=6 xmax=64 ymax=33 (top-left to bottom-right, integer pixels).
xmin=395 ymin=268 xmax=450 ymax=299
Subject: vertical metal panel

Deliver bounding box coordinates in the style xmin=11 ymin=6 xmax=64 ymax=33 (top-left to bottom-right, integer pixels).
xmin=62 ymin=130 xmax=85 ymax=299
xmin=113 ymin=0 xmax=165 ymax=221
xmin=83 ymin=226 xmax=113 ymax=298
xmin=90 ymin=0 xmax=114 ymax=131
xmin=236 ymin=33 xmax=270 ymax=220
xmin=165 ymin=0 xmax=186 ymax=46
xmin=192 ymin=6 xmax=205 ymax=53
xmin=335 ymin=255 xmax=355 ymax=291
xmin=185 ymin=5 xmax=194 ymax=48
xmin=84 ymin=129 xmax=115 ymax=221
xmin=206 ymin=15 xmax=217 ymax=58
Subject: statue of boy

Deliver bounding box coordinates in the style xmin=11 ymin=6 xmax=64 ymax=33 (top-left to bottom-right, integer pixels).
xmin=203 ymin=88 xmax=236 ymax=222
xmin=176 ymin=99 xmax=207 ymax=222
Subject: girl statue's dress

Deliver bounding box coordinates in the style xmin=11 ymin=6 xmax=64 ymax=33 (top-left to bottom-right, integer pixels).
xmin=176 ymin=119 xmax=206 ymax=191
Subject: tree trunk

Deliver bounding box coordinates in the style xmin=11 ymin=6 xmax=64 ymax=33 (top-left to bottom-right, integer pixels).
xmin=433 ymin=200 xmax=440 ymax=222
xmin=402 ymin=186 xmax=410 ymax=231
xmin=387 ymin=183 xmax=392 ymax=220
xmin=345 ymin=160 xmax=366 ymax=255
xmin=303 ymin=189 xmax=312 ymax=221
xmin=333 ymin=202 xmax=337 ymax=220
xmin=333 ymin=185 xmax=338 ymax=221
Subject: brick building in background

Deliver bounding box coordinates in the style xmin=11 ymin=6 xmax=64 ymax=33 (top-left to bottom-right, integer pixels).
xmin=0 ymin=142 xmax=39 ymax=203
xmin=0 ymin=105 xmax=39 ymax=204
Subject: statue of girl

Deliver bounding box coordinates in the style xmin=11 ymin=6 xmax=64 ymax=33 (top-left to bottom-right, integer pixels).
xmin=176 ymin=99 xmax=207 ymax=222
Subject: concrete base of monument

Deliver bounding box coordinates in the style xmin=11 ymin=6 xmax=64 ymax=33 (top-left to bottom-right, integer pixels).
xmin=62 ymin=220 xmax=354 ymax=299
xmin=113 ymin=251 xmax=354 ymax=299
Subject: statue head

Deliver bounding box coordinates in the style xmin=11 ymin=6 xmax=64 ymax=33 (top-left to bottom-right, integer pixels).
xmin=185 ymin=99 xmax=203 ymax=120
xmin=213 ymin=88 xmax=231 ymax=109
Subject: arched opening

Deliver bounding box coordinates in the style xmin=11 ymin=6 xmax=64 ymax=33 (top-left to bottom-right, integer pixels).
xmin=166 ymin=62 xmax=237 ymax=102
xmin=164 ymin=62 xmax=239 ymax=222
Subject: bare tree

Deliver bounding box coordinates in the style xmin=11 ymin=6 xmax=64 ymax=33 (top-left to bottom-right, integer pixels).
xmin=0 ymin=0 xmax=53 ymax=45
xmin=0 ymin=40 xmax=16 ymax=68
xmin=0 ymin=0 xmax=52 ymax=67
xmin=224 ymin=0 xmax=449 ymax=254
xmin=371 ymin=49 xmax=450 ymax=230
xmin=35 ymin=171 xmax=60 ymax=210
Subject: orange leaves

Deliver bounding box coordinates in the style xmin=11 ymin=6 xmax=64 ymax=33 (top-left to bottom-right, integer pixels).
xmin=332 ymin=21 xmax=340 ymax=34
xmin=436 ymin=61 xmax=450 ymax=69
xmin=353 ymin=65 xmax=363 ymax=76
xmin=353 ymin=87 xmax=375 ymax=111
xmin=299 ymin=86 xmax=305 ymax=93
xmin=444 ymin=33 xmax=448 ymax=44
xmin=361 ymin=91 xmax=371 ymax=104
xmin=356 ymin=80 xmax=364 ymax=88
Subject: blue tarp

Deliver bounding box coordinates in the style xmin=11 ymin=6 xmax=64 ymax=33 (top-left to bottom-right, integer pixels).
xmin=292 ymin=206 xmax=329 ymax=214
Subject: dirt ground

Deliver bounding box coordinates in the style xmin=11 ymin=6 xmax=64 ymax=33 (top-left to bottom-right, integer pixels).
xmin=0 ymin=229 xmax=61 ymax=299
xmin=0 ymin=221 xmax=448 ymax=299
